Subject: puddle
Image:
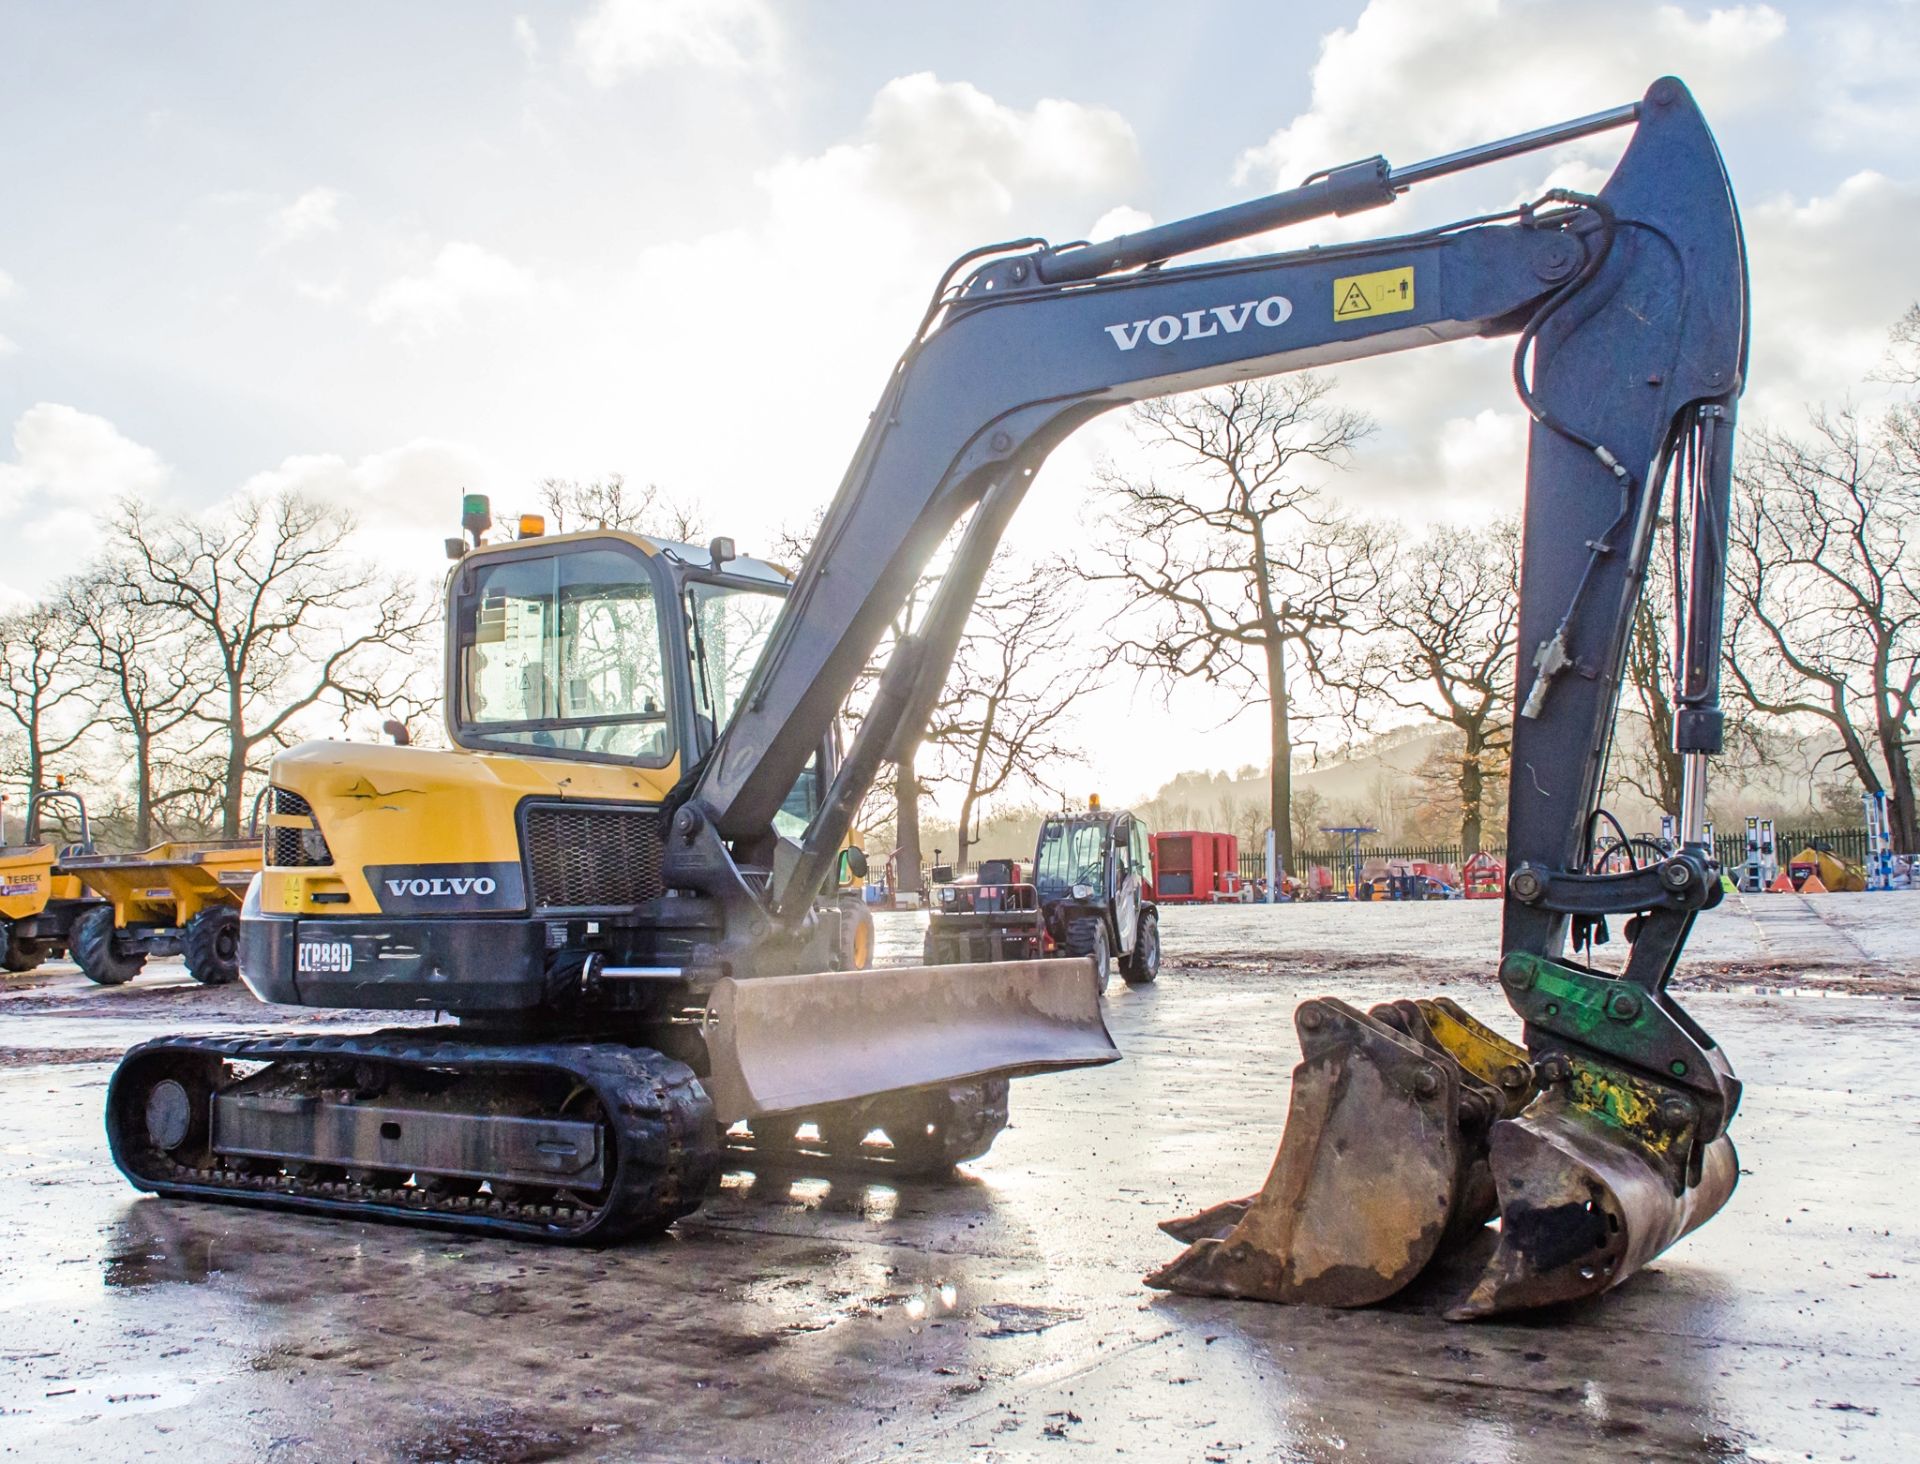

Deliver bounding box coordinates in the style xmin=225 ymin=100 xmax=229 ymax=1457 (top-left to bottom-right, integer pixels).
xmin=100 ymin=1210 xmax=225 ymax=1289
xmin=1 ymin=1372 xmax=200 ymax=1432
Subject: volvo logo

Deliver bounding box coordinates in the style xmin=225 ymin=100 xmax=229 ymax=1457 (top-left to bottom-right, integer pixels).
xmin=1104 ymin=296 xmax=1293 ymax=351
xmin=384 ymin=876 xmax=497 ymax=898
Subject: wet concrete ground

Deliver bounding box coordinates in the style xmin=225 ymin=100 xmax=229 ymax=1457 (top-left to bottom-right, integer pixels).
xmin=1 ymin=892 xmax=1914 ymax=1461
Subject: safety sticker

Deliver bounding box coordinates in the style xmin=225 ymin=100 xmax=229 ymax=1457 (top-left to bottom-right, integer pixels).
xmin=1333 ymin=266 xmax=1414 ymax=322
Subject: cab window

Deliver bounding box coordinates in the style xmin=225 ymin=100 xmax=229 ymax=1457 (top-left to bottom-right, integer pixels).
xmin=457 ymin=547 xmax=671 ymax=763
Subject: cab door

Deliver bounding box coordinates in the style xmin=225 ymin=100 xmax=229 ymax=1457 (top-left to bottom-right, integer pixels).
xmin=1111 ymin=816 xmax=1142 ymax=955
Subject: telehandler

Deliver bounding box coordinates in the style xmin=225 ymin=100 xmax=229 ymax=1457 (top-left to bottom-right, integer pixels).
xmin=924 ymin=802 xmax=1159 ymax=991
xmin=110 ymin=77 xmax=1746 ymax=1320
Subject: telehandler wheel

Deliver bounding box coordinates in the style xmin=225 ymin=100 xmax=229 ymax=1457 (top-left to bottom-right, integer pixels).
xmin=72 ymin=905 xmax=144 ymax=986
xmin=1065 ymin=917 xmax=1111 ymax=995
xmin=2 ymin=919 xmax=45 ymax=973
xmin=838 ymin=896 xmax=876 ymax=970
xmin=1123 ymin=911 xmax=1160 ymax=985
xmin=182 ymin=907 xmax=241 ymax=986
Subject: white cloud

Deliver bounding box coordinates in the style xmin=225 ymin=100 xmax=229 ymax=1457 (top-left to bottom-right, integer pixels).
xmin=0 ymin=405 xmax=170 ymax=573
xmin=1741 ymin=170 xmax=1920 ymax=422
xmin=573 ymin=0 xmax=779 ymax=84
xmin=0 ymin=403 xmax=168 ymax=512
xmin=367 ymin=241 xmax=551 ymax=344
xmin=512 ymin=14 xmax=539 ymax=62
xmin=272 ymin=186 xmax=343 ymax=244
xmin=531 ymin=73 xmax=1140 ymax=524
xmin=0 ymin=266 xmax=15 ymax=299
xmin=0 ymin=334 xmax=16 ymax=357
xmin=1435 ymin=407 xmax=1528 ymax=506
xmin=1236 ymin=0 xmax=1789 ymax=191
xmin=1087 ymin=204 xmax=1153 ymax=241
xmin=234 ymin=438 xmax=503 ymax=572
xmin=764 ymin=73 xmax=1136 ymax=227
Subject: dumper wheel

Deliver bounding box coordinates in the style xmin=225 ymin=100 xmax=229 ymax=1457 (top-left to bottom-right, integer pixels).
xmin=1065 ymin=918 xmax=1111 ymax=995
xmin=2 ymin=919 xmax=45 ymax=973
xmin=1123 ymin=911 xmax=1160 ymax=985
xmin=182 ymin=907 xmax=241 ymax=986
xmin=73 ymin=906 xmax=144 ymax=986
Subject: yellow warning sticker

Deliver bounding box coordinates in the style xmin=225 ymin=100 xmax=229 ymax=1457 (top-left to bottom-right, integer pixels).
xmin=1333 ymin=266 xmax=1415 ymax=322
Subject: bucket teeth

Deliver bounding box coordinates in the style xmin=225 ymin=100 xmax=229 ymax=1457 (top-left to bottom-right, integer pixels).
xmin=1151 ymin=993 xmax=1736 ymax=1320
xmin=1147 ymin=997 xmax=1467 ymax=1308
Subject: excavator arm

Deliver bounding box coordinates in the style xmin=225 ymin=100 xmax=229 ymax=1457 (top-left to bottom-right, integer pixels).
xmin=672 ymin=76 xmax=1748 ymax=1317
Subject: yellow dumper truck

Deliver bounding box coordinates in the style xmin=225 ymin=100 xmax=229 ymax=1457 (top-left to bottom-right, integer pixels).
xmin=61 ymin=837 xmax=261 ymax=986
xmin=0 ymin=789 xmax=105 ymax=972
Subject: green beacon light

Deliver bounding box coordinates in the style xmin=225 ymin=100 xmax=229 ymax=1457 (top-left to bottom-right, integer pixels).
xmin=460 ymin=492 xmax=493 ymax=548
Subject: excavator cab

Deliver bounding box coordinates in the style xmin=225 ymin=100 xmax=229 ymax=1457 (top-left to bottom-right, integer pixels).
xmin=234 ymin=526 xmax=855 ymax=1016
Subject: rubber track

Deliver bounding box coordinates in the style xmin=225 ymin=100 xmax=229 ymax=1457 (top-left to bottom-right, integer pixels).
xmin=106 ymin=1031 xmax=720 ymax=1244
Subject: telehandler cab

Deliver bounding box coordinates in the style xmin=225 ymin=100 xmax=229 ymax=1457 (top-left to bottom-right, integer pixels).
xmin=111 ymin=77 xmax=1747 ymax=1320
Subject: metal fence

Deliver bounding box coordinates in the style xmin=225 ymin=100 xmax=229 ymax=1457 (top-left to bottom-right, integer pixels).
xmin=1233 ymin=825 xmax=1875 ymax=885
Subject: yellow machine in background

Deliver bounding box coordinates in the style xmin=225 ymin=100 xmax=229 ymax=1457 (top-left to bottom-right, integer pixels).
xmin=63 ymin=838 xmax=259 ymax=986
xmin=0 ymin=788 xmax=104 ymax=973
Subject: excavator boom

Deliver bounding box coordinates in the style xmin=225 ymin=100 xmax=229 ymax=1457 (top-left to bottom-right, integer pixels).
xmin=677 ymin=76 xmax=1746 ymax=1316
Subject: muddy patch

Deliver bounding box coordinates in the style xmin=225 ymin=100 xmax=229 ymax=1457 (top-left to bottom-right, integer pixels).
xmin=393 ymin=1407 xmax=588 ymax=1464
xmin=0 ymin=1045 xmax=125 ymax=1068
xmin=1171 ymin=949 xmax=1490 ymax=984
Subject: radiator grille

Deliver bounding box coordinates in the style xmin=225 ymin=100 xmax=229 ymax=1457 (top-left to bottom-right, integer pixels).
xmin=523 ymin=804 xmax=665 ymax=910
xmin=264 ymin=787 xmax=333 ymax=867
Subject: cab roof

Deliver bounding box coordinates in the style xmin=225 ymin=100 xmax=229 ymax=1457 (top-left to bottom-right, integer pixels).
xmin=470 ymin=527 xmax=795 ymax=586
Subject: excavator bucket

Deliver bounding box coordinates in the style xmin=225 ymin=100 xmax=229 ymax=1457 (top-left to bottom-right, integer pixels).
xmin=1445 ymin=1064 xmax=1739 ymax=1319
xmin=699 ymin=957 xmax=1118 ymax=1123
xmin=1147 ymin=997 xmax=1513 ymax=1306
xmin=1150 ymin=995 xmax=1738 ymax=1319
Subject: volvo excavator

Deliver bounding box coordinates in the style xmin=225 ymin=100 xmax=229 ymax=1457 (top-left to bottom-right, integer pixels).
xmin=108 ymin=76 xmax=1746 ymax=1320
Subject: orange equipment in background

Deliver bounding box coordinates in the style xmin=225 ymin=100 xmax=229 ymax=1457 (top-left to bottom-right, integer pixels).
xmin=1783 ymin=847 xmax=1865 ymax=893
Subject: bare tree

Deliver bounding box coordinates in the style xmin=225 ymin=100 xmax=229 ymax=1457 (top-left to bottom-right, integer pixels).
xmin=1076 ymin=377 xmax=1380 ymax=869
xmin=117 ymin=494 xmax=435 ymax=836
xmin=1288 ymin=784 xmax=1328 ymax=859
xmin=538 ymin=474 xmax=705 ymax=542
xmin=1351 ymin=520 xmax=1519 ymax=856
xmin=63 ymin=570 xmax=212 ymax=845
xmin=1726 ymin=408 xmax=1920 ymax=849
xmin=923 ymin=563 xmax=1099 ymax=866
xmin=0 ymin=604 xmax=102 ymax=803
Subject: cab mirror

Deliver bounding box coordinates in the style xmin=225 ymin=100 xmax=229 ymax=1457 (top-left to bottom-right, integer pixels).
xmin=839 ymin=847 xmax=870 ymax=881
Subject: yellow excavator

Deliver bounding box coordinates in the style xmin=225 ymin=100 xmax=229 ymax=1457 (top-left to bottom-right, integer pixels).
xmin=109 ymin=77 xmax=1747 ymax=1320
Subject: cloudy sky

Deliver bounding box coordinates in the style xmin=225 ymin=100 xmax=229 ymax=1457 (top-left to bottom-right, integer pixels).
xmin=1 ymin=0 xmax=1914 ymax=810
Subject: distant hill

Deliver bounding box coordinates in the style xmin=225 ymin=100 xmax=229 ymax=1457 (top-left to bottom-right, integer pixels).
xmin=909 ymin=716 xmax=1868 ymax=870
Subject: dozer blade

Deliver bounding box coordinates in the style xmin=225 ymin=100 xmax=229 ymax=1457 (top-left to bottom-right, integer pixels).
xmin=700 ymin=958 xmax=1118 ymax=1123
xmin=1146 ymin=997 xmax=1472 ymax=1307
xmin=1444 ymin=1075 xmax=1739 ymax=1320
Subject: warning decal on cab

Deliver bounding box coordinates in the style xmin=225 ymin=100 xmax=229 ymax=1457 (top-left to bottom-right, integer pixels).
xmin=1333 ymin=266 xmax=1414 ymax=322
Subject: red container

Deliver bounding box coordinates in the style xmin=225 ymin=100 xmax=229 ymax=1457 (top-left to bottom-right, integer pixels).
xmin=1150 ymin=831 xmax=1240 ymax=903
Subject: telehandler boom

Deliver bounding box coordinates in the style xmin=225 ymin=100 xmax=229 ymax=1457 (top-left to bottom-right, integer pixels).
xmin=110 ymin=77 xmax=1745 ymax=1318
